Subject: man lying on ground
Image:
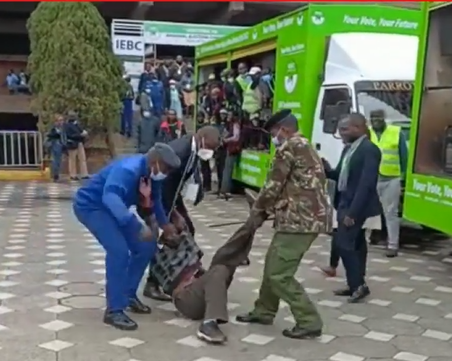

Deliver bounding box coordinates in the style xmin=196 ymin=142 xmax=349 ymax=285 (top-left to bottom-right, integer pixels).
xmin=147 ymin=209 xmax=267 ymax=345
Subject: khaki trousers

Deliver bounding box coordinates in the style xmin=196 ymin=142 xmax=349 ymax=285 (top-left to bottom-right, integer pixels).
xmin=67 ymin=143 xmax=88 ymax=178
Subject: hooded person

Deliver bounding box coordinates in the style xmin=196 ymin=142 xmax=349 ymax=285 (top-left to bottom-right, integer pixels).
xmin=73 ymin=143 xmax=181 ymax=331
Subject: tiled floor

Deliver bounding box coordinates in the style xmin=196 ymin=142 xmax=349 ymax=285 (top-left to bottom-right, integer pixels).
xmin=1 ymin=181 xmax=452 ymax=361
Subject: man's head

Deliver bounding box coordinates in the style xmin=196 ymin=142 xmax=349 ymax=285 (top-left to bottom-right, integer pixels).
xmin=9 ymin=69 xmax=14 ymax=74
xmin=55 ymin=114 xmax=64 ymax=127
xmin=144 ymin=62 xmax=152 ymax=72
xmin=219 ymin=109 xmax=228 ymax=122
xmin=238 ymin=62 xmax=248 ymax=76
xmin=338 ymin=112 xmax=368 ymax=143
xmin=370 ymin=109 xmax=386 ymax=132
xmin=167 ymin=109 xmax=177 ymax=122
xmin=176 ymin=55 xmax=183 ymax=65
xmin=264 ymin=109 xmax=298 ymax=146
xmin=249 ymin=66 xmax=262 ymax=80
xmin=147 ymin=143 xmax=181 ymax=181
xmin=67 ymin=110 xmax=78 ymax=122
xmin=196 ymin=125 xmax=221 ymax=160
xmin=186 ymin=65 xmax=194 ymax=74
xmin=197 ymin=112 xmax=206 ymax=124
xmin=123 ymin=74 xmax=131 ymax=83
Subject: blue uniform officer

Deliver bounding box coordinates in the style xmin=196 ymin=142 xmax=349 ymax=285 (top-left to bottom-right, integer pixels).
xmin=73 ymin=143 xmax=180 ymax=330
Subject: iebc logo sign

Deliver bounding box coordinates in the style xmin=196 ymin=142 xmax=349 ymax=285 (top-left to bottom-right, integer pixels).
xmin=113 ymin=36 xmax=144 ymax=57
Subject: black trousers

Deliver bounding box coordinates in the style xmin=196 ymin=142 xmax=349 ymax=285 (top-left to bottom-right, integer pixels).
xmin=200 ymin=160 xmax=212 ymax=191
xmin=215 ymin=153 xmax=226 ymax=192
xmin=330 ymin=229 xmax=367 ymax=278
xmin=335 ymin=222 xmax=368 ymax=291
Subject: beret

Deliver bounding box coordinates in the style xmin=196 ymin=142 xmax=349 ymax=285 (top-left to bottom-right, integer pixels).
xmin=152 ymin=143 xmax=181 ymax=169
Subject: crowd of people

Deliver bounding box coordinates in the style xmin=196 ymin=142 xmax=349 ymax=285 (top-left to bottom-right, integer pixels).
xmin=4 ymin=69 xmax=30 ymax=94
xmin=132 ymin=56 xmax=275 ymax=198
xmin=70 ymin=97 xmax=408 ymax=346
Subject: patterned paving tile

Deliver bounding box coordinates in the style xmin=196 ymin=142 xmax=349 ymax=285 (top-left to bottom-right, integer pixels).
xmin=0 ymin=182 xmax=452 ymax=361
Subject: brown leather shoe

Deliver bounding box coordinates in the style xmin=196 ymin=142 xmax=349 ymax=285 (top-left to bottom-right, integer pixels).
xmin=320 ymin=266 xmax=337 ymax=277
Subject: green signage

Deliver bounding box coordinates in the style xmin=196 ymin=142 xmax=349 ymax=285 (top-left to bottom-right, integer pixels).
xmin=144 ymin=21 xmax=246 ymax=46
xmin=196 ymin=4 xmax=424 ymax=189
xmin=404 ymin=2 xmax=452 ymax=234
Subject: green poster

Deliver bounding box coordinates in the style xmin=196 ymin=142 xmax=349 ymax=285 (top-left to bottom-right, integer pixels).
xmin=196 ymin=4 xmax=424 ymax=189
xmin=404 ymin=3 xmax=452 ymax=234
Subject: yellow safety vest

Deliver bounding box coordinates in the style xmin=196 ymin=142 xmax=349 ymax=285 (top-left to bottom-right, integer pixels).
xmin=242 ymin=83 xmax=260 ymax=114
xmin=369 ymin=125 xmax=401 ymax=176
xmin=236 ymin=76 xmax=248 ymax=91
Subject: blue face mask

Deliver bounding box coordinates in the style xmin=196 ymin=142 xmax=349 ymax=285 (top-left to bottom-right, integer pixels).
xmin=262 ymin=74 xmax=272 ymax=83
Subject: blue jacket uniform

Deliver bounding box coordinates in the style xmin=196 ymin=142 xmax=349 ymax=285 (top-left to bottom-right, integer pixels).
xmin=73 ymin=154 xmax=168 ymax=312
xmin=74 ymin=154 xmax=168 ymax=230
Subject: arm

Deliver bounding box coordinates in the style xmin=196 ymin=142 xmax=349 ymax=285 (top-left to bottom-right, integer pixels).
xmin=150 ymin=179 xmax=169 ymax=227
xmin=348 ymin=145 xmax=382 ymax=219
xmin=102 ymin=167 xmax=142 ymax=234
xmin=224 ymin=122 xmax=240 ymax=143
xmin=253 ymin=146 xmax=292 ymax=213
xmin=138 ymin=73 xmax=145 ymax=93
xmin=398 ymin=131 xmax=408 ymax=177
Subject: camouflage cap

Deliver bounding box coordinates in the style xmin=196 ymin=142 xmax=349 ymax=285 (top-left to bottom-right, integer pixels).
xmin=263 ymin=109 xmax=292 ymax=131
xmin=150 ymin=143 xmax=181 ymax=169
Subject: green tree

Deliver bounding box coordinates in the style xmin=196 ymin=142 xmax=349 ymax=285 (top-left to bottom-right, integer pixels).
xmin=27 ymin=2 xmax=125 ymax=157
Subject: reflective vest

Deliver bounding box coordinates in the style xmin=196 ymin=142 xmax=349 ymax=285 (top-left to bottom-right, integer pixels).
xmin=369 ymin=125 xmax=401 ymax=176
xmin=242 ymin=83 xmax=260 ymax=114
xmin=236 ymin=76 xmax=248 ymax=91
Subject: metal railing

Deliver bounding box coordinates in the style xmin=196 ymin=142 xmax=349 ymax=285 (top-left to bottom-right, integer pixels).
xmin=0 ymin=131 xmax=43 ymax=168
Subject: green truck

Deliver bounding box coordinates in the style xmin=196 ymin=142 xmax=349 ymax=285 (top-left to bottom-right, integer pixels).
xmin=195 ymin=4 xmax=423 ymax=190
xmin=403 ymin=2 xmax=452 ymax=235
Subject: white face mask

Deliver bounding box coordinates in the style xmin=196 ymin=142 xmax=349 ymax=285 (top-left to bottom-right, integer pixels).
xmin=197 ymin=138 xmax=214 ymax=160
xmin=143 ymin=111 xmax=150 ymax=118
xmin=150 ymin=163 xmax=167 ymax=181
xmin=198 ymin=149 xmax=214 ymax=161
xmin=170 ymin=85 xmax=176 ymax=89
xmin=271 ymin=129 xmax=282 ymax=147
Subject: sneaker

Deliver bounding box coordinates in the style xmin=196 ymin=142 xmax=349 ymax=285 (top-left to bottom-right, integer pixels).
xmin=197 ymin=321 xmax=227 ymax=344
xmin=103 ymin=310 xmax=137 ymax=331
xmin=386 ymin=249 xmax=398 ymax=258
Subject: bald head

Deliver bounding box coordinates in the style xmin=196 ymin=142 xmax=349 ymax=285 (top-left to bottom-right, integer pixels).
xmin=339 ymin=112 xmax=368 ymax=143
xmin=197 ymin=125 xmax=221 ymax=150
xmin=370 ymin=109 xmax=386 ymax=132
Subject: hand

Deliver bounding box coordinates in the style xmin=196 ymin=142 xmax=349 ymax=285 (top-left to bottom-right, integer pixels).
xmin=139 ymin=224 xmax=153 ymax=241
xmin=139 ymin=177 xmax=151 ymax=199
xmin=321 ymin=158 xmax=332 ymax=172
xmin=172 ymin=213 xmax=186 ymax=232
xmin=162 ymin=223 xmax=177 ymax=238
xmin=343 ymin=216 xmax=355 ymax=227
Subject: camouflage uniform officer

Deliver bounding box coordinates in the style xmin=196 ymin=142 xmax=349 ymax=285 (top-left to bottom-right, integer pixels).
xmin=236 ymin=109 xmax=333 ymax=339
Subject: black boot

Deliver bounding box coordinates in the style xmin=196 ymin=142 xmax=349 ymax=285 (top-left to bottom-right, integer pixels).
xmin=282 ymin=325 xmax=322 ymax=339
xmin=143 ymin=275 xmax=172 ymax=301
xmin=128 ymin=297 xmax=152 ymax=314
xmin=103 ymin=310 xmax=137 ymax=331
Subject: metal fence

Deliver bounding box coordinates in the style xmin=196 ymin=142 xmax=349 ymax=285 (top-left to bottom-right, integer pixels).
xmin=0 ymin=131 xmax=43 ymax=168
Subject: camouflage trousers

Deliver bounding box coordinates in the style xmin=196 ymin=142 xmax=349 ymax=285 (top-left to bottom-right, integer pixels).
xmin=252 ymin=232 xmax=323 ymax=330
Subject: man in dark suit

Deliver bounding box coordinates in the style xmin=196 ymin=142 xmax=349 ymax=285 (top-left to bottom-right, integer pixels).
xmin=143 ymin=125 xmax=221 ymax=300
xmin=324 ymin=113 xmax=381 ymax=303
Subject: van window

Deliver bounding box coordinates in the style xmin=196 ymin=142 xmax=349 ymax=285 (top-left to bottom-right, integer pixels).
xmin=320 ymin=87 xmax=350 ymax=120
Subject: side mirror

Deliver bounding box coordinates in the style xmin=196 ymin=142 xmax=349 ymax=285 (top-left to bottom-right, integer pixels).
xmin=323 ymin=102 xmax=350 ymax=134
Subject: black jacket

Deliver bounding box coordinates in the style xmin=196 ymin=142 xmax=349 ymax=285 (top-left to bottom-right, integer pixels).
xmin=64 ymin=120 xmax=84 ymax=150
xmin=326 ymin=137 xmax=382 ymax=222
xmin=162 ymin=135 xmax=203 ymax=213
